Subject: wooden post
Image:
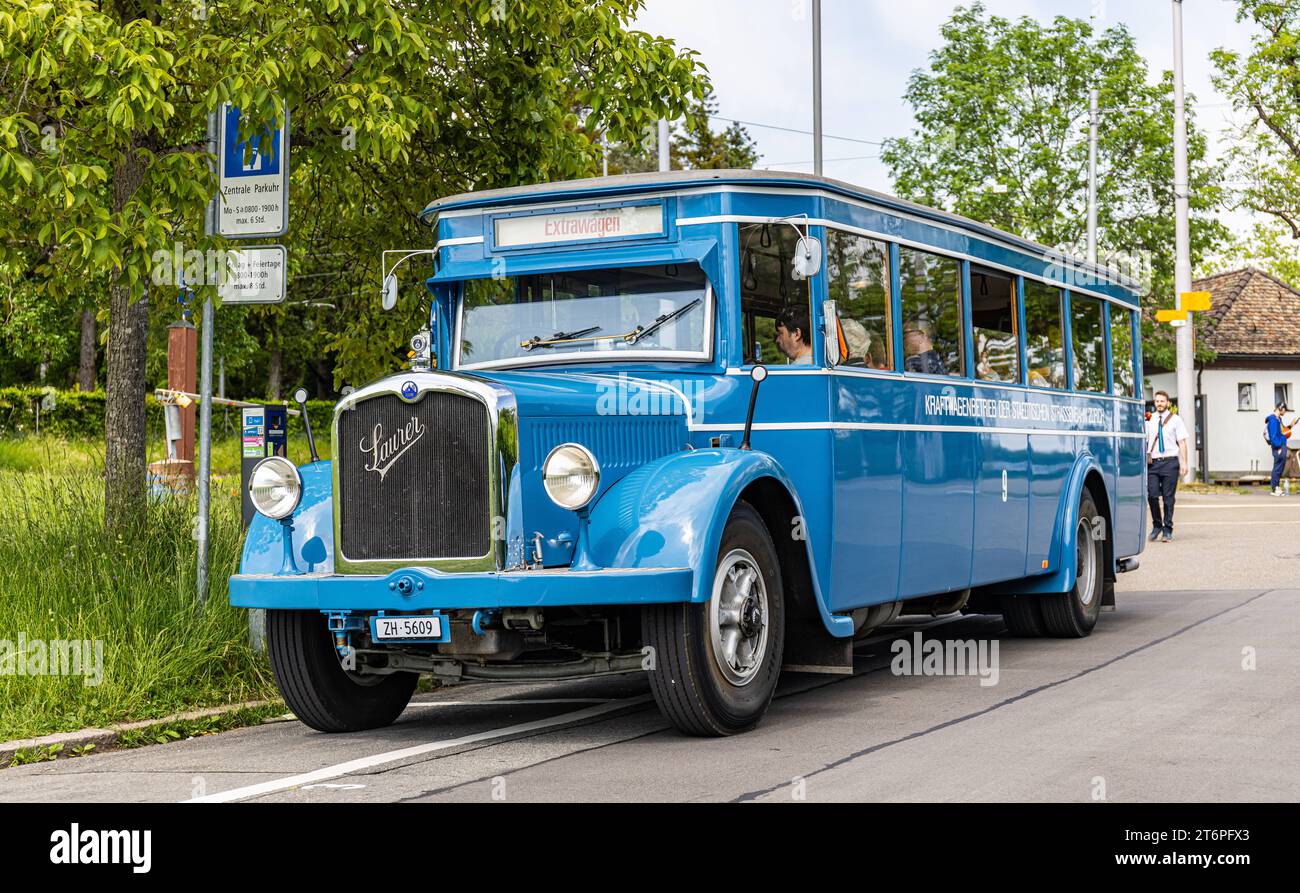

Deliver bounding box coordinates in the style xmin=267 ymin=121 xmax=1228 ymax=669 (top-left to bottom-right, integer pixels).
xmin=167 ymin=320 xmax=198 ymax=463
xmin=148 ymin=320 xmax=198 ymax=492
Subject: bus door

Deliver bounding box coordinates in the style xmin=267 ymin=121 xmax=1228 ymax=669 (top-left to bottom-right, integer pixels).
xmin=969 ymin=267 xmax=1030 ymax=583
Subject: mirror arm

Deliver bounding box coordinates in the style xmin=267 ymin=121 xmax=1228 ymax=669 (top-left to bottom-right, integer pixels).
xmin=381 ymin=249 xmax=440 ymax=311
xmin=293 ymin=389 xmax=319 ymax=463
xmin=741 ymin=367 xmax=768 ymax=451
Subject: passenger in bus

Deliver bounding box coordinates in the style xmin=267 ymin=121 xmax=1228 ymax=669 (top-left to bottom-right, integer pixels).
xmin=839 ymin=317 xmax=871 ymax=365
xmin=775 ymin=304 xmax=814 ymax=364
xmin=903 ymin=318 xmax=946 ymax=374
xmin=867 ymin=336 xmax=890 ymax=370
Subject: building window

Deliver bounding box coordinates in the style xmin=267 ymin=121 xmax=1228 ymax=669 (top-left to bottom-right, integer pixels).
xmin=1238 ymin=383 xmax=1257 ymax=412
xmin=826 ymin=230 xmax=892 ymax=370
xmin=1275 ymin=383 xmax=1291 ymax=409
xmin=969 ymin=266 xmax=1019 ymax=383
xmin=899 ymin=247 xmax=963 ymax=376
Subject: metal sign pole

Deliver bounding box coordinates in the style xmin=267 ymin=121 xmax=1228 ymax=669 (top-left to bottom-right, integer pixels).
xmin=812 ymin=0 xmax=823 ymax=176
xmin=1086 ymin=88 xmax=1098 ymax=264
xmin=1171 ymin=0 xmax=1197 ymax=481
xmin=196 ymin=109 xmax=218 ymax=609
xmin=196 ymin=297 xmax=213 ymax=607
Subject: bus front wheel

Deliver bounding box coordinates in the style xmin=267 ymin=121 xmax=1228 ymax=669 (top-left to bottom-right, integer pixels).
xmin=642 ymin=501 xmax=786 ymax=736
xmin=266 ymin=609 xmax=418 ymax=733
xmin=1040 ymin=491 xmax=1105 ymax=638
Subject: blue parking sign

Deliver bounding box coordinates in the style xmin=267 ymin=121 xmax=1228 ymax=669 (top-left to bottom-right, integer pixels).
xmin=216 ymin=101 xmax=289 ymax=238
xmin=222 ymin=105 xmax=281 ymax=178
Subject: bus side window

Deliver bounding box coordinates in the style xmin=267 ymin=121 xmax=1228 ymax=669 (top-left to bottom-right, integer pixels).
xmin=1024 ymin=280 xmax=1066 ymax=389
xmin=969 ymin=265 xmax=1019 ymax=383
xmin=826 ymin=230 xmax=892 ymax=370
xmin=1070 ymin=293 xmax=1107 ymax=393
xmin=739 ymin=223 xmax=812 ymax=365
xmin=899 ymin=247 xmax=963 ymax=376
xmin=1110 ymin=306 xmax=1137 ymax=397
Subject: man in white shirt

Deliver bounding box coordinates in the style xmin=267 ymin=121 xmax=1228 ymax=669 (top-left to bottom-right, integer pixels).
xmin=1145 ymin=390 xmax=1190 ymax=543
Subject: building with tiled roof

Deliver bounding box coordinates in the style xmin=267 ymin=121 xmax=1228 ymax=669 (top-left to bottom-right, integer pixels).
xmin=1147 ymin=267 xmax=1300 ymax=480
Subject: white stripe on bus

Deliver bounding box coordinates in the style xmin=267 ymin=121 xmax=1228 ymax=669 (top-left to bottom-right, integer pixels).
xmin=701 ymin=421 xmax=1145 ymax=438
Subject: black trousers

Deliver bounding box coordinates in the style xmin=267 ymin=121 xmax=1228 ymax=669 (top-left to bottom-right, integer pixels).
xmin=1147 ymin=456 xmax=1180 ymax=533
xmin=1271 ymin=445 xmax=1287 ymax=489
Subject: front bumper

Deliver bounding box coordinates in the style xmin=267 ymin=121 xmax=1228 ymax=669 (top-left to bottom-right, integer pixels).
xmin=228 ymin=565 xmax=695 ymax=611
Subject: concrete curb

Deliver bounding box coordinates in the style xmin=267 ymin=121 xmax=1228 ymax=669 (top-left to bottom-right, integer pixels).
xmin=0 ymin=699 xmax=278 ymax=766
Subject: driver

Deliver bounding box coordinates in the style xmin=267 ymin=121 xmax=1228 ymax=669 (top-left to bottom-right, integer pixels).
xmin=775 ymin=304 xmax=814 ymax=364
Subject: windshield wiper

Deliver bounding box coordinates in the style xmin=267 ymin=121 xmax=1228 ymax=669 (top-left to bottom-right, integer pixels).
xmin=625 ymin=298 xmax=702 ymax=345
xmin=520 ymin=325 xmax=603 ymax=351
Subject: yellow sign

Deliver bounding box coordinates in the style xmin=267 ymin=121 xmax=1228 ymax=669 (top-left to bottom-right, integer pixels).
xmin=1179 ymin=290 xmax=1212 ymax=311
xmin=1156 ymin=308 xmax=1188 ymax=323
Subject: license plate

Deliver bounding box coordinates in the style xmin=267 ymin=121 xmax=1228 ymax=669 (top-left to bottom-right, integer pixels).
xmin=370 ymin=614 xmax=446 ymax=643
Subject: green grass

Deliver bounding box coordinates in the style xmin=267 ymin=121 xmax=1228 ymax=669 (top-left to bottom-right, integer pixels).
xmin=0 ymin=430 xmax=329 ymax=742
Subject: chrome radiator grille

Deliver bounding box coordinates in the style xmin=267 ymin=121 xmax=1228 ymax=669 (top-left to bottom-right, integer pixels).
xmin=336 ymin=391 xmax=491 ymax=562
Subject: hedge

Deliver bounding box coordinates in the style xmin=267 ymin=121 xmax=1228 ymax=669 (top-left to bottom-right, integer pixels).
xmin=0 ymin=387 xmax=336 ymax=441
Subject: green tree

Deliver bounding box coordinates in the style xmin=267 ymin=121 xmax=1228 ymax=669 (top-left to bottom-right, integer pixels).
xmin=1202 ymin=219 xmax=1300 ymax=289
xmin=1211 ymin=1 xmax=1300 ymax=240
xmin=0 ymin=0 xmax=708 ymax=530
xmin=881 ymin=2 xmax=1227 ymax=371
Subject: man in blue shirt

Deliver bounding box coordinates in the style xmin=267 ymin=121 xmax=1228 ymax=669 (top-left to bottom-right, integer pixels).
xmin=1266 ymin=402 xmax=1290 ymax=496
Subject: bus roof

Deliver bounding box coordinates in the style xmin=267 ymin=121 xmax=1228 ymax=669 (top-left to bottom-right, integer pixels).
xmin=421 ymin=169 xmax=1141 ymax=294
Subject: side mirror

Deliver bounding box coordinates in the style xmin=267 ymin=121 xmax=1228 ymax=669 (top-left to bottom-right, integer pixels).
xmin=791 ymin=235 xmax=822 ymax=281
xmin=822 ymin=299 xmax=841 ymax=366
xmin=382 ymin=273 xmax=399 ymax=311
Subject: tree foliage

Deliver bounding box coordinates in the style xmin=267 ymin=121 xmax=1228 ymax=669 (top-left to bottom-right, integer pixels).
xmin=1212 ymin=1 xmax=1300 ymax=240
xmin=1203 ymin=218 xmax=1300 ymax=289
xmin=880 ymin=2 xmax=1228 ymax=371
xmin=0 ymin=0 xmax=710 ymax=526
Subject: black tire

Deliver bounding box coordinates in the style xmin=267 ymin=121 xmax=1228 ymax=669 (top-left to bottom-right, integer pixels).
xmin=1000 ymin=594 xmax=1047 ymax=637
xmin=1040 ymin=491 xmax=1105 ymax=638
xmin=266 ymin=609 xmax=418 ymax=732
xmin=642 ymin=501 xmax=785 ymax=736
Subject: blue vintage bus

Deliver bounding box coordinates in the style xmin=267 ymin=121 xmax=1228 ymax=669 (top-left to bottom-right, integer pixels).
xmin=230 ymin=170 xmax=1145 ymax=736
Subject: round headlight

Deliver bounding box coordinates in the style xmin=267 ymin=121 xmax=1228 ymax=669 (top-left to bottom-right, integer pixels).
xmin=542 ymin=443 xmax=600 ymax=510
xmin=248 ymin=456 xmax=302 ymax=520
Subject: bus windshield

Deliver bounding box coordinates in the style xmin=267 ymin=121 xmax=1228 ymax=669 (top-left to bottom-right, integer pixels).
xmin=457 ymin=264 xmax=710 ymax=369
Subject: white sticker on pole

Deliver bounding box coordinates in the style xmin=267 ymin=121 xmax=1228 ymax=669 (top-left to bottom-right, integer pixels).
xmin=217 ymin=102 xmax=289 ymax=238
xmin=219 ymin=246 xmax=287 ymax=304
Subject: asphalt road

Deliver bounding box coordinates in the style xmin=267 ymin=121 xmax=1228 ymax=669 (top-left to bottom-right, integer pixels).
xmin=2 ymin=493 xmax=1296 ymax=803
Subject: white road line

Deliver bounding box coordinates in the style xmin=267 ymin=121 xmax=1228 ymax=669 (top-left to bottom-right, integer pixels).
xmin=405 ymin=698 xmax=614 ymax=707
xmin=183 ymin=696 xmax=652 ymax=804
xmin=1175 ymin=504 xmax=1300 ymax=509
xmin=1174 ymin=520 xmax=1300 ymax=526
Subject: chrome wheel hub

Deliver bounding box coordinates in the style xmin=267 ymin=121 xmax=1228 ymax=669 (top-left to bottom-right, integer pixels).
xmin=710 ymin=549 xmax=769 ymax=686
xmin=1076 ymin=518 xmax=1097 ymax=606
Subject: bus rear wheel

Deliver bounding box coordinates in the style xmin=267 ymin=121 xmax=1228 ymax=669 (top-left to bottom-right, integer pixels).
xmin=1040 ymin=491 xmax=1105 ymax=638
xmin=999 ymin=594 xmax=1047 ymax=637
xmin=642 ymin=501 xmax=785 ymax=736
xmin=267 ymin=609 xmax=418 ymax=733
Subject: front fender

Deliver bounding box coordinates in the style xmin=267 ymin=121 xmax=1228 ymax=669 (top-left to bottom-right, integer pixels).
xmin=584 ymin=448 xmax=852 ymax=636
xmin=239 ymin=460 xmax=334 ymax=576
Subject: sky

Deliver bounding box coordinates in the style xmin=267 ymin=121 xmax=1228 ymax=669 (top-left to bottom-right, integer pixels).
xmin=633 ymin=0 xmax=1261 ymax=239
